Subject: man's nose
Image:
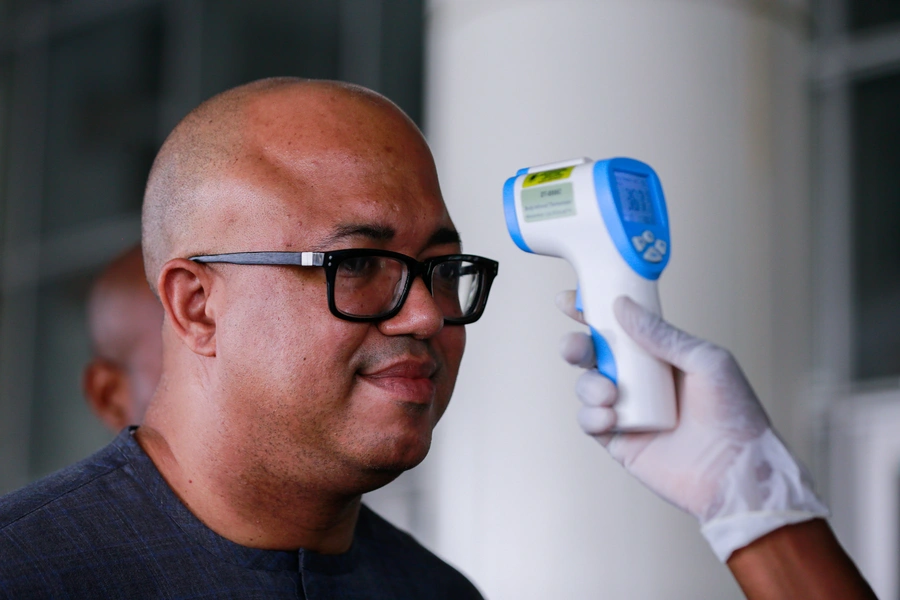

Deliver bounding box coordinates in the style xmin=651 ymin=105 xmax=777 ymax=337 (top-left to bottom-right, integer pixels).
xmin=377 ymin=277 xmax=444 ymax=339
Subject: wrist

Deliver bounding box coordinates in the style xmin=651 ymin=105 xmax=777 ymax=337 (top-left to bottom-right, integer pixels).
xmin=726 ymin=519 xmax=877 ymax=599
xmin=699 ymin=429 xmax=830 ymax=562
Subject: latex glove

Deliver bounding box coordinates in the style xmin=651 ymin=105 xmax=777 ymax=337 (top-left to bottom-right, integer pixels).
xmin=557 ymin=292 xmax=829 ymax=562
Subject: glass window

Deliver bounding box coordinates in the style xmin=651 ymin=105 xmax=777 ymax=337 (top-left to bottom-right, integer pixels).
xmin=200 ymin=0 xmax=422 ymax=126
xmin=0 ymin=0 xmax=28 ymax=20
xmin=30 ymin=276 xmax=108 ymax=478
xmin=849 ymin=0 xmax=900 ymax=32
xmin=42 ymin=6 xmax=163 ymax=236
xmin=852 ymin=71 xmax=900 ymax=380
xmin=0 ymin=57 xmax=10 ymax=257
xmin=379 ymin=0 xmax=424 ymax=125
xmin=200 ymin=0 xmax=341 ymax=101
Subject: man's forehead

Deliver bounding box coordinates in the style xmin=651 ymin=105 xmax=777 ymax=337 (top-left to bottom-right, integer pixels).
xmin=185 ymin=180 xmax=458 ymax=261
xmin=244 ymin=86 xmax=419 ymax=159
xmin=179 ymin=84 xmax=451 ymax=257
xmin=310 ymin=222 xmax=462 ymax=252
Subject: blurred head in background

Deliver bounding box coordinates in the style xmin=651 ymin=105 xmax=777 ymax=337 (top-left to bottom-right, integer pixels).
xmin=82 ymin=244 xmax=163 ymax=432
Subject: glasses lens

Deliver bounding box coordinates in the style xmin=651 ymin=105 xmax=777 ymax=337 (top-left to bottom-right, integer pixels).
xmin=333 ymin=255 xmax=407 ymax=318
xmin=430 ymin=259 xmax=484 ymax=320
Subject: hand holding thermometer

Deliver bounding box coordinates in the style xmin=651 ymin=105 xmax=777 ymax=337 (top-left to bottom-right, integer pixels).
xmin=503 ymin=157 xmax=676 ymax=431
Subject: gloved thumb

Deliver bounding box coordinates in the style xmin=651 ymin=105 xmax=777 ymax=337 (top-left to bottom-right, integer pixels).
xmin=613 ymin=296 xmax=711 ymax=375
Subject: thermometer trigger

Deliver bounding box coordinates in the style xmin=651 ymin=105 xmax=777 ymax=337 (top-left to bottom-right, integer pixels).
xmin=589 ymin=327 xmax=618 ymax=384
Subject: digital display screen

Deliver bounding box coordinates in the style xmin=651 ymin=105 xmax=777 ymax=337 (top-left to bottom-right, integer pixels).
xmin=614 ymin=171 xmax=656 ymax=224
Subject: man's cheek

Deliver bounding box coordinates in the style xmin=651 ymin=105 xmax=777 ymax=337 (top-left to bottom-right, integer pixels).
xmin=298 ymin=324 xmax=367 ymax=383
xmin=434 ymin=328 xmax=465 ymax=405
xmin=440 ymin=327 xmax=466 ymax=372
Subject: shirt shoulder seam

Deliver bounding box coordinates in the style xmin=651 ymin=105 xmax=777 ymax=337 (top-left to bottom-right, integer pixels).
xmin=0 ymin=443 xmax=132 ymax=532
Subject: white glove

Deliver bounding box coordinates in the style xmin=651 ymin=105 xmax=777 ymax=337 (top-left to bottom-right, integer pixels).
xmin=558 ymin=292 xmax=829 ymax=562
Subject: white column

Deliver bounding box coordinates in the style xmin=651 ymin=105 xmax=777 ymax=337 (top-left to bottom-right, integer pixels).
xmin=422 ymin=0 xmax=812 ymax=598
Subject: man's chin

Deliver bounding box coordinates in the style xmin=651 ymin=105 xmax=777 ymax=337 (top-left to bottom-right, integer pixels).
xmin=356 ymin=436 xmax=430 ymax=478
xmin=345 ymin=459 xmax=420 ymax=496
xmin=368 ymin=444 xmax=429 ymax=473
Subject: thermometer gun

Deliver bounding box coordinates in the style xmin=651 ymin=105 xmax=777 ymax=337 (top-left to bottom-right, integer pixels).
xmin=503 ymin=157 xmax=676 ymax=431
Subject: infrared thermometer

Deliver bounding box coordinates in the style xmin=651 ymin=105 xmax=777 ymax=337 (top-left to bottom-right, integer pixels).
xmin=503 ymin=157 xmax=676 ymax=431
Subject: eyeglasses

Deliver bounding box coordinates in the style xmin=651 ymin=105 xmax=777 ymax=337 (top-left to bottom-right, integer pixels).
xmin=190 ymin=249 xmax=499 ymax=324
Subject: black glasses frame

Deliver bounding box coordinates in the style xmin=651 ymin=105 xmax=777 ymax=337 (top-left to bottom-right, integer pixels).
xmin=189 ymin=249 xmax=499 ymax=324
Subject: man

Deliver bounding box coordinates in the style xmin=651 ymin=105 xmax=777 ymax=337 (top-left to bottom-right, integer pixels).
xmin=0 ymin=78 xmax=875 ymax=598
xmin=0 ymin=78 xmax=487 ymax=598
xmin=82 ymin=244 xmax=164 ymax=432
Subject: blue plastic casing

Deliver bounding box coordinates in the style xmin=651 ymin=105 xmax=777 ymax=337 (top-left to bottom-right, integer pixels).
xmin=592 ymin=158 xmax=670 ymax=281
xmin=576 ymin=287 xmax=618 ymax=382
xmin=503 ymin=174 xmax=532 ymax=253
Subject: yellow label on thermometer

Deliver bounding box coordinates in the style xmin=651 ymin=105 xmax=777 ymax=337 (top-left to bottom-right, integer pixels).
xmin=522 ymin=166 xmax=574 ymax=188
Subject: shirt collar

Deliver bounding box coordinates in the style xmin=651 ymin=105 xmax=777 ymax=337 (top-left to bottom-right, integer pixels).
xmin=116 ymin=427 xmax=305 ymax=572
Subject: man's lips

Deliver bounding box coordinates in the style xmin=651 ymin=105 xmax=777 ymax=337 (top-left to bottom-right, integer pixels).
xmin=357 ymin=360 xmax=438 ymax=404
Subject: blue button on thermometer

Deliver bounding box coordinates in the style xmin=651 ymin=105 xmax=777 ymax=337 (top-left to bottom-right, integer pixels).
xmin=503 ymin=157 xmax=676 ymax=431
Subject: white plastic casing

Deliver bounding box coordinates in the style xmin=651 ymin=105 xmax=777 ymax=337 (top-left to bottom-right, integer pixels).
xmin=504 ymin=157 xmax=676 ymax=431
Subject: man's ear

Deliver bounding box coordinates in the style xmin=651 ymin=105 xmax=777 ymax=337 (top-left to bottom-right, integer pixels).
xmin=82 ymin=359 xmax=131 ymax=432
xmin=157 ymin=258 xmax=217 ymax=357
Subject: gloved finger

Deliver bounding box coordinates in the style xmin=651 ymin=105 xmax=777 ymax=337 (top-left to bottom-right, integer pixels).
xmin=560 ymin=331 xmax=596 ymax=368
xmin=577 ymin=405 xmax=617 ymax=435
xmin=575 ymin=370 xmax=618 ymax=407
xmin=554 ymin=290 xmax=587 ymax=325
xmin=613 ymin=295 xmax=711 ymax=375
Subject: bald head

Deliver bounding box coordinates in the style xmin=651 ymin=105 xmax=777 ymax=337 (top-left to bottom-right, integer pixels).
xmin=142 ymin=78 xmax=431 ymax=292
xmin=83 ymin=244 xmax=164 ymax=431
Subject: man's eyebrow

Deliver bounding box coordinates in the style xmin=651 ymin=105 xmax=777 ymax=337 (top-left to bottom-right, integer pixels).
xmin=428 ymin=227 xmax=461 ymax=248
xmin=316 ymin=224 xmax=461 ymax=251
xmin=317 ymin=224 xmax=396 ymax=248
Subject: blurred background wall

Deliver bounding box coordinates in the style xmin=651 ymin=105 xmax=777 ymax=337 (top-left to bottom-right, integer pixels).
xmin=1 ymin=0 xmax=899 ymax=598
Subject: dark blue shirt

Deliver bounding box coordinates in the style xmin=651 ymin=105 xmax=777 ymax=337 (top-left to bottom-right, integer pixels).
xmin=0 ymin=429 xmax=483 ymax=599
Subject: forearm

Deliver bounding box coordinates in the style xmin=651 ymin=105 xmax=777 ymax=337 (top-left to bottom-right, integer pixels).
xmin=727 ymin=519 xmax=876 ymax=599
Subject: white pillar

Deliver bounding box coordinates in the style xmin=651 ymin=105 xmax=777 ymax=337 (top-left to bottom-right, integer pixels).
xmin=422 ymin=0 xmax=812 ymax=598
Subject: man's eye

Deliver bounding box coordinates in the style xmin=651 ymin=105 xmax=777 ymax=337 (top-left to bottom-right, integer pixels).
xmin=339 ymin=257 xmax=378 ymax=277
xmin=434 ymin=262 xmax=461 ymax=282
